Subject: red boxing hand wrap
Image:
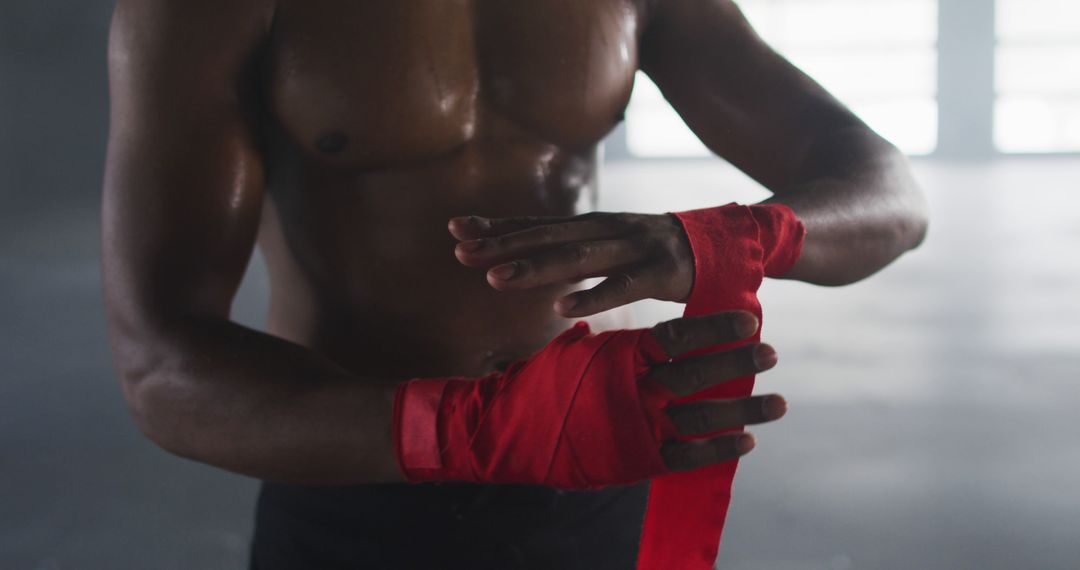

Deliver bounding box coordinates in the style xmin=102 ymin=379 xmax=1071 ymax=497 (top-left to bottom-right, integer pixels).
xmin=392 ymin=202 xmax=803 ymax=568
xmin=393 ymin=322 xmax=681 ymax=489
xmin=747 ymin=204 xmax=808 ymax=278
xmin=637 ymin=202 xmax=806 ymax=570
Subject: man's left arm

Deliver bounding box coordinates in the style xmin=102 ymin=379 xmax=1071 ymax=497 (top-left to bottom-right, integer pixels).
xmin=450 ymin=0 xmax=928 ymax=314
xmin=637 ymin=0 xmax=927 ymax=286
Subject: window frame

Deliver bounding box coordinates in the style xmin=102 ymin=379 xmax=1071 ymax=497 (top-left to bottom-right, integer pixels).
xmin=608 ymin=0 xmax=1077 ymax=161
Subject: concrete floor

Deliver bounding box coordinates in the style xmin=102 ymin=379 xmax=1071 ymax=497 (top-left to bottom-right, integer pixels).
xmin=1 ymin=158 xmax=1078 ymax=569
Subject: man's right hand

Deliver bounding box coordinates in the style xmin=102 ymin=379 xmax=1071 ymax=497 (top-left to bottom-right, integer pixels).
xmin=392 ymin=311 xmax=786 ymax=489
xmin=647 ymin=311 xmax=785 ymax=472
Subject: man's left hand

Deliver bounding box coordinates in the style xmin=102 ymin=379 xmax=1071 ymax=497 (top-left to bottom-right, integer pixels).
xmin=449 ymin=212 xmax=695 ymax=317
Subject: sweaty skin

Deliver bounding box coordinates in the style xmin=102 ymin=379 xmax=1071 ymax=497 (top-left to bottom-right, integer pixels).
xmin=102 ymin=0 xmax=925 ymax=490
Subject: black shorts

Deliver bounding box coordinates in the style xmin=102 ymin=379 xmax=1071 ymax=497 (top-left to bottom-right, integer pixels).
xmin=249 ymin=480 xmax=650 ymax=570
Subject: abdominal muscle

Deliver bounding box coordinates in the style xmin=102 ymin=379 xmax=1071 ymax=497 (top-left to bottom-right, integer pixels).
xmin=253 ymin=138 xmax=634 ymax=383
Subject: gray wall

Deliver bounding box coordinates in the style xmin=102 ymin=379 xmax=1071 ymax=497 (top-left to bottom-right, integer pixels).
xmin=0 ymin=1 xmax=113 ymax=216
xmin=1 ymin=2 xmax=262 ymax=568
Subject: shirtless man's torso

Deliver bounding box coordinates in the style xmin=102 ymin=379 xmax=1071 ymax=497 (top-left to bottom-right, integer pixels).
xmin=259 ymin=0 xmax=642 ymax=377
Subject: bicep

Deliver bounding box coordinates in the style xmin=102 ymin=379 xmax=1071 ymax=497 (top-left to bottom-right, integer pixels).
xmin=638 ymin=0 xmax=877 ymax=191
xmin=102 ymin=0 xmax=270 ymax=324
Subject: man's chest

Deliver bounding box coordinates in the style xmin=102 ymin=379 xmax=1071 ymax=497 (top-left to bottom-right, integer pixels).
xmin=265 ymin=0 xmax=646 ymax=167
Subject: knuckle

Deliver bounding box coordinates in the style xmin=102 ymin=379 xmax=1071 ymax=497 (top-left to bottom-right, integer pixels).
xmin=665 ymin=234 xmax=689 ymax=260
xmin=690 ymin=405 xmax=712 ymax=434
xmin=632 ymin=215 xmax=659 ymax=234
xmin=572 ymin=292 xmax=595 ymax=311
xmin=712 ymin=441 xmax=733 ymax=463
xmin=603 ymin=214 xmax=629 ymax=231
xmin=661 ymin=442 xmax=690 ymax=470
xmin=718 ymin=314 xmax=742 ymax=340
xmin=573 ymin=243 xmax=590 ymax=263
xmin=710 ymin=351 xmax=749 ymax=382
xmin=685 ymin=365 xmax=707 ymax=393
xmin=658 ymin=216 xmax=683 ymax=240
xmin=610 ymin=273 xmax=635 ymax=295
xmin=703 ymin=352 xmax=733 ymax=378
xmin=537 ymin=224 xmax=556 ymax=243
xmin=609 ymin=212 xmax=630 ymax=233
xmin=670 ymin=403 xmax=710 ymax=434
xmin=658 ymin=258 xmax=683 ymax=283
xmin=631 ymin=233 xmax=661 ymax=256
xmin=659 ymin=320 xmax=684 ymax=348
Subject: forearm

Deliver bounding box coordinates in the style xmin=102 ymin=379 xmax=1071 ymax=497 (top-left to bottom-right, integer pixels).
xmin=762 ymin=129 xmax=929 ymax=286
xmin=110 ymin=314 xmax=401 ymax=485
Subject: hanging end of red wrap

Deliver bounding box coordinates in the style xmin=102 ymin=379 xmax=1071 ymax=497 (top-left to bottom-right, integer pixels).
xmin=635 ymin=202 xmax=806 ymax=570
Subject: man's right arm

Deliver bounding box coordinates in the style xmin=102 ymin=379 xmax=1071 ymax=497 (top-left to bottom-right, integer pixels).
xmin=102 ymin=0 xmax=402 ymax=485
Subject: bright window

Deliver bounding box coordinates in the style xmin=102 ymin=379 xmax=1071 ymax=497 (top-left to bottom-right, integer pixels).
xmin=626 ymin=0 xmax=940 ymax=158
xmin=995 ymin=0 xmax=1080 ymax=153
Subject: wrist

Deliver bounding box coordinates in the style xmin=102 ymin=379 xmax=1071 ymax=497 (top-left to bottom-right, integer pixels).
xmin=390 ymin=322 xmax=675 ymax=489
xmin=671 ymin=203 xmax=805 ymax=316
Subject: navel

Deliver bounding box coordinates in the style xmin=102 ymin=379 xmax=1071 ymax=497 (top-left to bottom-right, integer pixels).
xmin=314 ymin=131 xmax=350 ymax=155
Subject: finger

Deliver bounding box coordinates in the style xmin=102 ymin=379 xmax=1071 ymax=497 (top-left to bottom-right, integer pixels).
xmin=666 ymin=394 xmax=787 ymax=437
xmin=454 ymin=216 xmax=633 ymax=267
xmin=448 ymin=215 xmax=574 ymax=241
xmin=661 ymin=432 xmax=756 ymax=472
xmin=649 ymin=312 xmax=760 ymax=358
xmin=484 ymin=239 xmax=644 ymax=291
xmin=645 ymin=343 xmax=777 ymax=397
xmin=554 ymin=268 xmax=656 ymax=318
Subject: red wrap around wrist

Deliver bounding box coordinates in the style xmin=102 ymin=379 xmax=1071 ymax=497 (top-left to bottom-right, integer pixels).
xmin=393 ymin=322 xmax=680 ymax=489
